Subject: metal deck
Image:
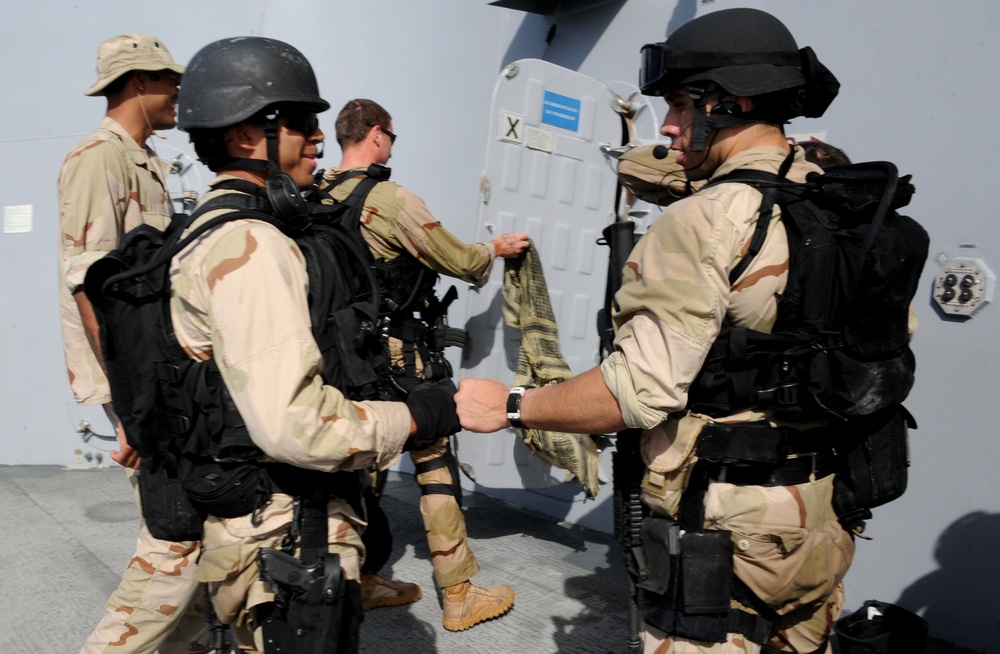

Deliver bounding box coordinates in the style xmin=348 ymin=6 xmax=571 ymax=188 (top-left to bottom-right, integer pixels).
xmin=0 ymin=465 xmax=627 ymax=653
xmin=0 ymin=465 xmax=967 ymax=653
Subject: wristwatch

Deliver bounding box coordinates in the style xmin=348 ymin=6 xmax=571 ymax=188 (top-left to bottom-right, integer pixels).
xmin=506 ymin=386 xmax=533 ymax=429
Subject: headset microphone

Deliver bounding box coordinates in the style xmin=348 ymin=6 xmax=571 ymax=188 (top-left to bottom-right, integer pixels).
xmin=652 ymin=145 xmax=669 ymax=160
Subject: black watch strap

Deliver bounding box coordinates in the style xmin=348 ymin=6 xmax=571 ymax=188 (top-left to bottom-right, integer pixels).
xmin=506 ymin=386 xmax=533 ymax=429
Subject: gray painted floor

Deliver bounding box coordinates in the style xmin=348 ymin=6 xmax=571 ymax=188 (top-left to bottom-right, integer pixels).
xmin=0 ymin=465 xmax=629 ymax=653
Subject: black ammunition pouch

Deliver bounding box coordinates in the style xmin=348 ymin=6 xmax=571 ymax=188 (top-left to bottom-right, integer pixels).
xmin=640 ymin=515 xmax=770 ymax=644
xmin=831 ymin=406 xmax=914 ymax=524
xmin=180 ymin=459 xmax=273 ymax=520
xmin=256 ymin=549 xmax=362 ymax=654
xmin=137 ymin=455 xmax=205 ymax=542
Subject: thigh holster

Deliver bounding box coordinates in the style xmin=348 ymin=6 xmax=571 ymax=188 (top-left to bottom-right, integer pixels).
xmin=256 ymin=549 xmax=362 ymax=653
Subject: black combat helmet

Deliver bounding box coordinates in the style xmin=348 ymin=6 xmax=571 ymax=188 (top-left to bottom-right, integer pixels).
xmin=639 ymin=8 xmax=839 ymax=150
xmin=178 ymin=36 xmax=329 ymax=182
xmin=178 ymin=36 xmax=329 ymax=130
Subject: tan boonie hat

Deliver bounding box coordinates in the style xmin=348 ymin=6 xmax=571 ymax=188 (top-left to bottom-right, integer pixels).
xmin=84 ymin=33 xmax=185 ymax=96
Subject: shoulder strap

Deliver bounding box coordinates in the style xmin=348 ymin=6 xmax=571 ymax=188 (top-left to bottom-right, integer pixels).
xmin=101 ymin=196 xmax=283 ymax=293
xmin=320 ymin=165 xmax=390 ymax=230
xmin=314 ymin=168 xmax=389 ymax=276
xmin=342 ymin=176 xmax=381 ymax=228
xmin=706 ymin=152 xmax=795 ymax=284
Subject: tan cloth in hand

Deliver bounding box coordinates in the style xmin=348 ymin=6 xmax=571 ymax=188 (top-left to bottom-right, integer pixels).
xmin=502 ymin=241 xmax=600 ymax=499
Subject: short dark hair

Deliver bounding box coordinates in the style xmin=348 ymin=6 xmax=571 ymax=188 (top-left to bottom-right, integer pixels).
xmin=335 ymin=99 xmax=391 ymax=149
xmin=799 ymin=140 xmax=851 ymax=168
xmin=188 ymin=128 xmax=230 ymax=172
xmin=188 ymin=108 xmax=278 ymax=171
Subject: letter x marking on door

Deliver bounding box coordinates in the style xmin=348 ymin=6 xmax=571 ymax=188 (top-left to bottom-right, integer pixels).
xmin=500 ymin=111 xmax=524 ymax=143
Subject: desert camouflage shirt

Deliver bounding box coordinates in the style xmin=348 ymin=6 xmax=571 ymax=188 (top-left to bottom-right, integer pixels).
xmin=601 ymin=145 xmax=821 ymax=433
xmin=320 ymin=167 xmax=497 ymax=287
xmin=57 ymin=116 xmax=172 ymax=405
xmin=169 ymin=177 xmax=412 ymax=472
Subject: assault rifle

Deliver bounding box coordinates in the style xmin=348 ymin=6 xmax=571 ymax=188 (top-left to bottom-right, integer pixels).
xmin=612 ymin=428 xmax=647 ymax=653
xmin=599 ymin=218 xmax=646 ymax=653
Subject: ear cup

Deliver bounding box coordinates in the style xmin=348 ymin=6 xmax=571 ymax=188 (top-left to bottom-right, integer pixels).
xmin=710 ymin=101 xmax=741 ymax=116
xmin=266 ymin=173 xmax=311 ymax=232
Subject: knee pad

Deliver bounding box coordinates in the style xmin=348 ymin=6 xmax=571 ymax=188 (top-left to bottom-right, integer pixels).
xmin=414 ymin=448 xmax=463 ymax=508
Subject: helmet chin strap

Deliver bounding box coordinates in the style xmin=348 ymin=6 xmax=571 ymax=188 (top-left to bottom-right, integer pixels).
xmin=218 ymin=108 xmax=284 ymax=177
xmin=686 ymin=85 xmax=712 ymax=153
xmin=262 ymin=109 xmax=283 ymax=177
xmin=686 ymin=84 xmax=761 ymax=154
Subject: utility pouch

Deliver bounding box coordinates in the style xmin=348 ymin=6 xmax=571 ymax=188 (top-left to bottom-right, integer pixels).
xmin=137 ymin=457 xmax=204 ymax=542
xmin=257 ymin=549 xmax=362 ymax=654
xmin=640 ymin=521 xmax=735 ymax=643
xmin=180 ymin=460 xmax=273 ymax=519
xmin=638 ymin=515 xmax=681 ymax=598
xmin=832 ymin=406 xmax=914 ymax=524
xmin=681 ymin=530 xmax=734 ymax=614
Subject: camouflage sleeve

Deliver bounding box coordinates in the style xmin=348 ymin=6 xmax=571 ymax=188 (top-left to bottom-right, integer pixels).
xmin=189 ymin=221 xmax=412 ymax=471
xmin=600 ymin=187 xmax=767 ymax=429
xmin=388 ymin=185 xmax=496 ymax=286
xmin=58 ymin=138 xmax=130 ymax=291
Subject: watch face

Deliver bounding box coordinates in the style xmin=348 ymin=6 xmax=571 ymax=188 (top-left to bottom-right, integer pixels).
xmin=507 ymin=387 xmax=527 ymax=426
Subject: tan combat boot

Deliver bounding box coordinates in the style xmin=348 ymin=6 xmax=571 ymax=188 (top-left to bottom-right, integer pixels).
xmin=360 ymin=572 xmax=422 ymax=611
xmin=441 ymin=581 xmax=515 ymax=631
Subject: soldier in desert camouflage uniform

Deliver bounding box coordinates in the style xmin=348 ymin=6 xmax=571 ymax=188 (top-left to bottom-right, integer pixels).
xmin=315 ymin=98 xmax=524 ymax=630
xmin=57 ymin=34 xmax=207 ymax=654
xmin=457 ymin=8 xmax=853 ymax=653
xmin=170 ymin=37 xmax=462 ymax=652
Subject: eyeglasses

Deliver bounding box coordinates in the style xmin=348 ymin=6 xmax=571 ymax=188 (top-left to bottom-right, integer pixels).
xmin=380 ymin=125 xmax=397 ymax=144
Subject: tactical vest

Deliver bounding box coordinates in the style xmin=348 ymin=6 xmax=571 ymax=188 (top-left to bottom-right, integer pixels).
xmin=86 ymin=177 xmax=388 ymax=540
xmin=687 ymin=161 xmax=927 ymax=422
xmin=681 ymin=158 xmax=928 ymax=524
xmin=314 ymin=166 xmax=467 ymax=396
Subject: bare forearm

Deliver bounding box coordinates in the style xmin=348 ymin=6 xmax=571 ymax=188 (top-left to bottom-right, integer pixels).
xmin=519 ymin=367 xmax=626 ymax=435
xmin=456 ymin=367 xmax=626 ymax=435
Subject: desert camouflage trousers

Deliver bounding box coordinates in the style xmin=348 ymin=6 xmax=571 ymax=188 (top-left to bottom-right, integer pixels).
xmin=81 ymin=469 xmax=205 ymax=654
xmin=640 ymin=474 xmax=854 ymax=653
xmin=195 ymin=493 xmax=364 ymax=653
xmin=411 ymin=437 xmax=479 ymax=588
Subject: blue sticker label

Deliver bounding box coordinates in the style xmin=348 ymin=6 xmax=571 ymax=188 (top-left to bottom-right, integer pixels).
xmin=541 ymin=91 xmax=581 ymax=132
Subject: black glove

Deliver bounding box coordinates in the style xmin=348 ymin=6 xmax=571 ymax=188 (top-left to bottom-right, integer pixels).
xmin=404 ymin=379 xmax=461 ymax=451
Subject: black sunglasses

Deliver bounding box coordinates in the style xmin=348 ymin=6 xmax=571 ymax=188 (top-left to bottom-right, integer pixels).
xmin=281 ymin=110 xmax=320 ymax=136
xmin=381 ymin=126 xmax=397 ymax=144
